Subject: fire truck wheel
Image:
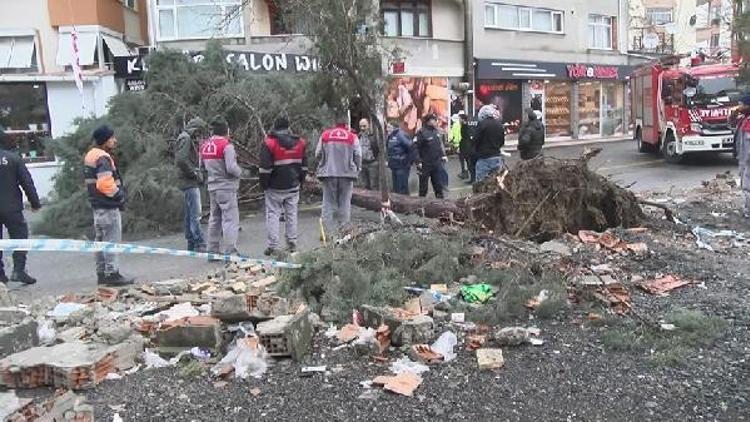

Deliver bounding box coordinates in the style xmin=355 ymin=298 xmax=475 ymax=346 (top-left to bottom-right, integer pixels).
xmin=662 ymin=131 xmax=683 ymax=164
xmin=636 ymin=128 xmax=653 ymax=153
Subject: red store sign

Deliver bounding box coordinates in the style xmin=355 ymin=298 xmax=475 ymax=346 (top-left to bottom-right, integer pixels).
xmin=566 ymin=64 xmax=619 ymax=80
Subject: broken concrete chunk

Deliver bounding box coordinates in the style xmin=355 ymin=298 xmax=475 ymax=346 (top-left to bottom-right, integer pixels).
xmin=0 ymin=284 xmax=14 ymax=307
xmin=0 ymin=319 xmax=39 ymax=359
xmin=212 ymin=293 xmax=289 ymax=323
xmin=540 ymin=240 xmax=572 ymax=256
xmin=0 ymin=307 xmax=31 ymax=325
xmin=97 ymin=320 xmax=132 ymax=345
xmin=359 ymin=305 xmax=434 ymax=347
xmin=0 ymin=390 xmax=35 ymax=421
xmin=476 ymin=348 xmax=505 ymax=370
xmin=154 ymin=316 xmax=223 ymax=353
xmin=492 ymin=327 xmax=529 ymax=347
xmin=256 ymin=309 xmax=312 ymax=361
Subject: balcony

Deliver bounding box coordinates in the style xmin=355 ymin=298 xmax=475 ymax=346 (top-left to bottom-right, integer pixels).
xmin=48 ymin=0 xmax=126 ymax=34
xmin=631 ymin=28 xmax=674 ymax=56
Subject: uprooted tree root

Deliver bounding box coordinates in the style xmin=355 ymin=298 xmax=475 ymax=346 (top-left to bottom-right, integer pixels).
xmin=464 ymin=156 xmax=645 ymax=241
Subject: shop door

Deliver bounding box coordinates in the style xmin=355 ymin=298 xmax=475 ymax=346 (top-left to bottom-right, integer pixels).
xmin=601 ymin=83 xmax=625 ymax=136
xmin=578 ymin=82 xmax=601 ymax=137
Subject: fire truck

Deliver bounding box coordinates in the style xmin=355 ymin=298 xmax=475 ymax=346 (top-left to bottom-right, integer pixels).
xmin=631 ymin=58 xmax=740 ymax=163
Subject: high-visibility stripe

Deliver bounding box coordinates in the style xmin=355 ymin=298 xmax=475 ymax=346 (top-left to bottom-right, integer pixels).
xmin=259 ymin=168 xmax=273 ymax=174
xmin=273 ymin=159 xmax=303 ymax=165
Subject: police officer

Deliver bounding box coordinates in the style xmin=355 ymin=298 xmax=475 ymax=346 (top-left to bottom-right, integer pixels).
xmin=0 ymin=129 xmax=41 ymax=284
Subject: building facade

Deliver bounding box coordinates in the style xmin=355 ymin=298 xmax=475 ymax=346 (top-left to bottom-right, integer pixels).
xmin=473 ymin=0 xmax=636 ymax=140
xmin=0 ymin=0 xmax=148 ymax=199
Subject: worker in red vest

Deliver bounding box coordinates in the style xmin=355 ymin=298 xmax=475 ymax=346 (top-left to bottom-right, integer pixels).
xmin=315 ymin=117 xmax=362 ymax=237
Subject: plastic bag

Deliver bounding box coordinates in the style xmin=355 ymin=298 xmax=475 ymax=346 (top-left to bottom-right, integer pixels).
xmin=48 ymin=302 xmax=86 ymax=318
xmin=389 ymin=357 xmax=429 ymax=376
xmin=212 ymin=336 xmax=268 ymax=379
xmin=37 ymin=319 xmax=56 ymax=345
xmin=430 ymin=332 xmax=457 ymax=362
xmin=143 ymin=349 xmax=188 ymax=369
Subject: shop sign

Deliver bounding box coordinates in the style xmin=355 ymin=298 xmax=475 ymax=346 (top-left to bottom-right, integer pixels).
xmin=566 ymin=64 xmax=619 ymax=80
xmin=392 ymin=62 xmax=406 ymax=74
xmin=114 ymin=50 xmax=319 ymax=79
xmin=125 ymin=79 xmax=146 ymax=92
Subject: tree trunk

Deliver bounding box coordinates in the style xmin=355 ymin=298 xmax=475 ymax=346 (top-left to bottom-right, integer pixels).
xmin=350 ymin=188 xmax=466 ymax=220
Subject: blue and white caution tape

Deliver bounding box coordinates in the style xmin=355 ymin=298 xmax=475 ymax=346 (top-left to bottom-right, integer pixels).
xmin=0 ymin=239 xmax=301 ymax=269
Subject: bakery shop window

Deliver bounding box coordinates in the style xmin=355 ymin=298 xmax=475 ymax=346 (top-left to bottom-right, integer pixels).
xmin=0 ymin=83 xmax=53 ymax=163
xmin=544 ymin=81 xmax=571 ymax=138
xmin=578 ymin=81 xmax=601 ymax=137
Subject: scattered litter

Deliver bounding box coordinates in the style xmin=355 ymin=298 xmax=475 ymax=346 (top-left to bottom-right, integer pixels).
xmin=372 ymin=372 xmax=422 ymax=397
xmin=526 ymin=327 xmax=541 ymax=336
xmin=213 ymin=381 xmax=228 ymax=388
xmin=212 ymin=336 xmax=268 ymax=379
xmin=113 ymin=413 xmax=124 ymax=422
xmin=430 ymin=332 xmax=457 ymax=361
xmin=143 ymin=349 xmax=188 ymax=369
xmin=637 ymin=276 xmax=691 ymax=296
xmin=450 ymin=313 xmax=465 ymax=323
xmin=460 ymin=283 xmax=494 ymax=304
xmin=526 ymin=290 xmax=549 ymax=309
xmin=626 ymin=243 xmax=648 ymax=254
xmin=389 ymin=357 xmax=430 ymax=375
xmin=660 ymin=323 xmax=677 ymax=331
xmin=250 ymin=388 xmax=261 ymax=397
xmin=529 ymin=338 xmax=545 ymax=346
xmin=105 ymin=373 xmax=123 ymax=380
xmin=591 ymin=264 xmax=613 ymax=275
xmin=190 ymin=347 xmax=211 ymax=360
xmin=692 ymin=226 xmax=747 ymax=252
xmin=37 ymin=319 xmax=56 ymax=345
xmin=476 ymin=348 xmax=505 ymax=370
xmin=324 ymin=324 xmax=339 ymax=338
xmin=301 ymin=366 xmax=327 ymax=373
xmin=430 ymin=284 xmax=448 ymax=293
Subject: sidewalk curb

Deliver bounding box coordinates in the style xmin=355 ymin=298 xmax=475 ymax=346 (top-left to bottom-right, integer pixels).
xmin=503 ymin=136 xmax=631 ymax=152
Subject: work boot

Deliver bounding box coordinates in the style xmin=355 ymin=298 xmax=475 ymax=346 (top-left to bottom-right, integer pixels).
xmin=102 ymin=272 xmax=135 ymax=287
xmin=264 ymin=247 xmax=278 ymax=257
xmin=11 ymin=270 xmax=37 ymax=285
xmin=0 ymin=273 xmax=8 ymax=284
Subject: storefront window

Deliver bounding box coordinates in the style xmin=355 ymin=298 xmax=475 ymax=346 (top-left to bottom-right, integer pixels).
xmin=578 ymin=82 xmax=601 ymax=137
xmin=544 ymin=82 xmax=571 ymax=138
xmin=601 ymin=82 xmax=625 ymax=136
xmin=0 ymin=83 xmax=52 ymax=163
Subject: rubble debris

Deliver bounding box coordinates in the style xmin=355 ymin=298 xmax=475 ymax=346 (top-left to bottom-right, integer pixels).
xmin=476 ymin=348 xmax=505 ymax=370
xmin=96 ymin=287 xmax=119 ymax=303
xmin=211 ymin=336 xmax=268 ymax=379
xmin=97 ymin=320 xmax=132 ymax=345
xmin=409 ymin=344 xmax=444 ymax=364
xmin=450 ymin=313 xmax=465 ymax=323
xmin=637 ymin=276 xmax=691 ymax=296
xmin=540 ymin=240 xmax=572 ymax=256
xmin=626 ymin=243 xmax=648 ymax=254
xmin=154 ymin=316 xmax=223 ymax=353
xmin=143 ymin=349 xmax=188 ymax=369
xmin=212 ymin=293 xmax=289 ymax=323
xmin=251 ymin=276 xmax=278 ymax=290
xmin=337 ymin=324 xmax=360 ymax=344
xmin=466 ymin=334 xmax=487 ymax=351
xmin=578 ymin=275 xmax=618 ymax=286
xmin=389 ymin=357 xmax=430 ymax=376
xmin=0 ymin=307 xmax=31 ymax=325
xmin=692 ymin=226 xmax=747 ymax=252
xmin=460 ymin=284 xmax=494 ymax=304
xmin=0 ymin=319 xmax=38 ymax=359
xmin=525 ymin=290 xmax=549 ymax=310
xmin=372 ymin=372 xmax=422 ymax=397
xmin=256 ymin=308 xmax=313 ymax=361
xmin=492 ymin=327 xmax=530 ymax=347
xmin=37 ymin=319 xmax=56 ymax=345
xmin=0 ymin=336 xmax=142 ymax=390
xmin=660 ymin=323 xmax=677 ymax=331
xmin=430 ymin=332 xmax=457 ymax=362
xmin=359 ymin=305 xmax=434 ymax=347
xmin=250 ymin=387 xmax=262 ymax=397
xmin=48 ymin=302 xmax=87 ymax=320
xmin=592 ymin=283 xmax=632 ymax=314
xmin=0 ymin=390 xmax=34 ymax=421
xmin=155 ymin=303 xmax=199 ymax=323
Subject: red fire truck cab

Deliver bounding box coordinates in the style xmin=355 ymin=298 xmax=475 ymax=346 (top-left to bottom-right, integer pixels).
xmin=631 ymin=60 xmax=740 ymax=163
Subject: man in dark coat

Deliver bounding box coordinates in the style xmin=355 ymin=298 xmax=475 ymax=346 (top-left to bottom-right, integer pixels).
xmin=518 ymin=108 xmax=545 ymax=160
xmin=0 ymin=129 xmax=41 ymax=284
xmin=414 ymin=114 xmax=448 ymax=199
xmin=175 ymin=117 xmax=207 ymax=252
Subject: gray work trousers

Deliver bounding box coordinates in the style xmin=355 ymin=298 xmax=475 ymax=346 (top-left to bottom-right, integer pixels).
xmin=265 ymin=189 xmax=299 ymax=250
xmin=207 ymin=189 xmax=240 ymax=254
xmin=321 ymin=177 xmax=354 ymax=236
xmin=359 ymin=161 xmax=379 ymax=191
xmin=93 ymin=208 xmax=122 ymax=275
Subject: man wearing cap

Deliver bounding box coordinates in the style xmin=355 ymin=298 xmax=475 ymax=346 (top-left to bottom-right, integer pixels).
xmin=0 ymin=129 xmax=41 ymax=284
xmin=201 ymin=118 xmax=242 ymax=256
xmin=84 ymin=125 xmax=133 ymax=286
xmin=259 ymin=117 xmax=307 ymax=256
xmin=316 ymin=116 xmax=362 ymax=236
xmin=175 ymin=118 xmax=208 ymax=252
xmin=414 ymin=113 xmax=448 ymax=199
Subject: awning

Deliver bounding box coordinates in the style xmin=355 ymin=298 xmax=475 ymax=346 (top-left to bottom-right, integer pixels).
xmin=56 ymin=32 xmax=98 ymax=66
xmin=0 ymin=36 xmax=35 ymax=69
xmin=102 ymin=35 xmax=132 ymax=57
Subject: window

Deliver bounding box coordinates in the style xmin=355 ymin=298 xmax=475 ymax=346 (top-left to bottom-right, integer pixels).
xmin=589 ymin=15 xmax=614 ymax=49
xmin=155 ymin=0 xmax=243 ymax=41
xmin=646 ymin=7 xmax=672 ymax=25
xmin=122 ymin=0 xmax=137 ymax=10
xmin=0 ymin=36 xmax=37 ymax=71
xmin=0 ymin=83 xmax=53 ymax=163
xmin=484 ymin=3 xmax=564 ymax=34
xmin=381 ymin=1 xmax=431 ymax=37
xmin=710 ymin=33 xmax=720 ymax=48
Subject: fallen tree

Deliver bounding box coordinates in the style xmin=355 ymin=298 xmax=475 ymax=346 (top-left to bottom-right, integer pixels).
xmin=335 ymin=154 xmax=645 ymax=240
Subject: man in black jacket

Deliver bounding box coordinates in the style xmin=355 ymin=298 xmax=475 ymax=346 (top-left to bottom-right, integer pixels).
xmin=259 ymin=117 xmax=307 ymax=256
xmin=0 ymin=129 xmax=41 ymax=284
xmin=175 ymin=117 xmax=207 ymax=252
xmin=518 ymin=108 xmax=545 ymax=160
xmin=415 ymin=114 xmax=448 ymax=199
xmin=474 ymin=105 xmax=505 ymax=181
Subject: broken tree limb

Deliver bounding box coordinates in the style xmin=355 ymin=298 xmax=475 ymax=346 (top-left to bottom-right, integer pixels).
xmin=638 ymin=199 xmax=676 ymax=223
xmin=350 ymin=188 xmax=467 ymax=220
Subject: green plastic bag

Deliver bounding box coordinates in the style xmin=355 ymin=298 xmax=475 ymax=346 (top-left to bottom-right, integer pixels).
xmin=460 ymin=283 xmax=494 ymax=304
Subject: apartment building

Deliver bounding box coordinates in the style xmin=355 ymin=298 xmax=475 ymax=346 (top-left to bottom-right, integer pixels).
xmin=474 ymin=0 xmax=636 ymax=140
xmin=0 ymin=0 xmax=149 ymax=198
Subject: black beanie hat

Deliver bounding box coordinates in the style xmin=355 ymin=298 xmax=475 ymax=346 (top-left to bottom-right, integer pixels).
xmin=93 ymin=125 xmax=115 ymax=145
xmin=273 ymin=117 xmax=290 ymax=130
